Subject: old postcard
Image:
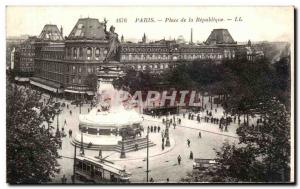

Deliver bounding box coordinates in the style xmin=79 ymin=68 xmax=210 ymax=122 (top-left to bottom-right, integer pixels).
xmin=6 ymin=6 xmax=294 ymax=184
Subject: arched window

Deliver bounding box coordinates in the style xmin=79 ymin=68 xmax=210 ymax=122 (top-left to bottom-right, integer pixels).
xmin=95 ymin=48 xmax=100 ymax=58
xmin=67 ymin=48 xmax=71 ymax=57
xmin=87 ymin=47 xmax=92 ymax=59
xmin=73 ymin=48 xmax=77 ymax=59
xmin=79 ymin=48 xmax=83 ymax=58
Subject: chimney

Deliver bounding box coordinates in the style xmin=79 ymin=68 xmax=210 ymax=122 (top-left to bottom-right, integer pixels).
xmin=60 ymin=26 xmax=63 ymax=37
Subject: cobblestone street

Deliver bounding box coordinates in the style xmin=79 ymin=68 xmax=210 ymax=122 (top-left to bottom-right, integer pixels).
xmin=49 ymin=96 xmax=240 ymax=183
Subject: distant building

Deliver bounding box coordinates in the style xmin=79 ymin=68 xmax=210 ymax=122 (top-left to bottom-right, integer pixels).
xmin=12 ymin=17 xmax=256 ymax=99
xmin=14 ymin=36 xmax=37 ymax=82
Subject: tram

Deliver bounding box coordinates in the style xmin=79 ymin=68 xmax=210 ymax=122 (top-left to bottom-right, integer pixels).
xmin=193 ymin=159 xmax=218 ymax=170
xmin=75 ymin=155 xmax=131 ymax=183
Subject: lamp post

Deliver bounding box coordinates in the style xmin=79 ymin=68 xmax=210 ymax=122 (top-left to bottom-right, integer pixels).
xmin=80 ymin=132 xmax=84 ymax=155
xmin=55 ymin=88 xmax=61 ymax=138
xmin=146 ymin=126 xmax=149 ymax=182
xmin=55 ymin=109 xmax=61 ymax=138
xmin=72 ymin=144 xmax=77 ymax=183
xmin=165 ymin=120 xmax=170 ymax=147
xmin=120 ymin=130 xmax=126 ymax=158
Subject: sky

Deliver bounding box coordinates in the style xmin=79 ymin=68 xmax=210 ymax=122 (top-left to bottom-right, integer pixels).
xmin=6 ymin=6 xmax=294 ymax=43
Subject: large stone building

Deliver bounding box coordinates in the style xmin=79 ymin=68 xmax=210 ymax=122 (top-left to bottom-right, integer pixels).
xmin=14 ymin=17 xmax=254 ymax=99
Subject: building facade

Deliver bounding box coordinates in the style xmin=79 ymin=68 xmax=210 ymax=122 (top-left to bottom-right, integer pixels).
xmin=14 ymin=17 xmax=254 ymax=99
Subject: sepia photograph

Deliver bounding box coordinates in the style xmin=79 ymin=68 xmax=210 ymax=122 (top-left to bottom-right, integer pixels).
xmin=5 ymin=6 xmax=294 ymax=184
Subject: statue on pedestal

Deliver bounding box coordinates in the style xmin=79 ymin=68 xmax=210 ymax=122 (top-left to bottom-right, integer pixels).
xmin=104 ymin=18 xmax=121 ymax=62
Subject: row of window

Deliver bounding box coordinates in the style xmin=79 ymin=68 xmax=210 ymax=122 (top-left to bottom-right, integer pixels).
xmin=182 ymin=53 xmax=224 ymax=60
xmin=36 ymin=71 xmax=64 ymax=83
xmin=41 ymin=52 xmax=64 ymax=60
xmin=121 ymin=54 xmax=170 ymax=61
xmin=122 ymin=47 xmax=169 ymax=53
xmin=129 ymin=63 xmax=170 ymax=71
xmin=66 ymin=47 xmax=108 ymax=60
xmin=20 ymin=57 xmax=34 ymax=62
xmin=21 ymin=52 xmax=35 ymax=56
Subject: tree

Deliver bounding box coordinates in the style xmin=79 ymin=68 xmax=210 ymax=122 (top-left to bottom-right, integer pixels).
xmin=184 ymin=99 xmax=291 ymax=182
xmin=6 ymin=83 xmax=60 ymax=184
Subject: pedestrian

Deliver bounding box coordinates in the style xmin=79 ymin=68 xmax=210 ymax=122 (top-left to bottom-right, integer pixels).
xmin=69 ymin=129 xmax=72 ymax=138
xmin=135 ymin=143 xmax=139 ymax=151
xmin=162 ymin=142 xmax=165 ymax=150
xmin=70 ymin=110 xmax=72 ymax=115
xmin=177 ymin=155 xmax=182 ymax=165
xmin=150 ymin=126 xmax=153 ymax=133
xmin=199 ymin=131 xmax=202 ymax=138
xmin=173 ymin=123 xmax=176 ymax=129
xmin=178 ymin=118 xmax=181 ymax=124
xmin=150 ymin=177 xmax=154 ymax=182
xmin=158 ymin=126 xmax=160 ymax=133
xmin=189 ymin=151 xmax=194 ymax=159
xmin=67 ymin=104 xmax=69 ymax=109
xmin=187 ymin=139 xmax=191 ymax=147
xmin=59 ymin=140 xmax=62 ymax=149
xmin=166 ymin=178 xmax=169 ymax=183
xmin=154 ymin=126 xmax=157 ymax=133
xmin=64 ymin=119 xmax=67 ymax=124
xmin=61 ymin=174 xmax=67 ymax=183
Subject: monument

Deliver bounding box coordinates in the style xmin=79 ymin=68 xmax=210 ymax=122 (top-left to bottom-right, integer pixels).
xmin=72 ymin=22 xmax=155 ymax=153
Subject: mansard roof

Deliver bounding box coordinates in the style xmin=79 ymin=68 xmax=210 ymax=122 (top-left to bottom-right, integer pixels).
xmin=67 ymin=18 xmax=107 ymax=40
xmin=38 ymin=24 xmax=64 ymax=41
xmin=205 ymin=29 xmax=236 ymax=45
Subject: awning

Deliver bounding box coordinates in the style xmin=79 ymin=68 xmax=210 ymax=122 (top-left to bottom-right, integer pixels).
xmin=15 ymin=77 xmax=30 ymax=82
xmin=64 ymin=89 xmax=86 ymax=94
xmin=86 ymin=91 xmax=95 ymax=96
xmin=30 ymin=80 xmax=63 ymax=93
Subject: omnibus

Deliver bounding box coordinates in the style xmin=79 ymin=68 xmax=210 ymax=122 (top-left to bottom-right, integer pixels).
xmin=75 ymin=155 xmax=131 ymax=183
xmin=193 ymin=159 xmax=218 ymax=170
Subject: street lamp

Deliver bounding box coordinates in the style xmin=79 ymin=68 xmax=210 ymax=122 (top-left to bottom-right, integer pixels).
xmin=146 ymin=126 xmax=149 ymax=182
xmin=55 ymin=108 xmax=61 ymax=138
xmin=55 ymin=88 xmax=61 ymax=138
xmin=120 ymin=130 xmax=126 ymax=158
xmin=80 ymin=132 xmax=85 ymax=155
xmin=165 ymin=120 xmax=170 ymax=147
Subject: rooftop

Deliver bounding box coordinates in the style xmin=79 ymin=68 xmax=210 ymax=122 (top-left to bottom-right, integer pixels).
xmin=68 ymin=18 xmax=107 ymax=40
xmin=205 ymin=29 xmax=236 ymax=45
xmin=38 ymin=24 xmax=64 ymax=41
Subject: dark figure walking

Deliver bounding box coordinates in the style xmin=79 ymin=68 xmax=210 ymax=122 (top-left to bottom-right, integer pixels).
xmin=177 ymin=155 xmax=182 ymax=165
xmin=70 ymin=110 xmax=72 ymax=115
xmin=61 ymin=174 xmax=67 ymax=183
xmin=187 ymin=139 xmax=191 ymax=147
xmin=158 ymin=126 xmax=160 ymax=133
xmin=198 ymin=131 xmax=202 ymax=138
xmin=69 ymin=129 xmax=72 ymax=137
xmin=150 ymin=126 xmax=153 ymax=133
xmin=154 ymin=126 xmax=157 ymax=133
xmin=150 ymin=177 xmax=154 ymax=183
xmin=189 ymin=151 xmax=194 ymax=159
